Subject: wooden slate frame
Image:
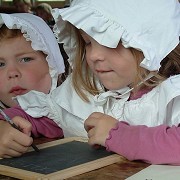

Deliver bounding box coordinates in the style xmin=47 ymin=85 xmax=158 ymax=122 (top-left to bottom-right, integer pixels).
xmin=0 ymin=137 xmax=123 ymax=180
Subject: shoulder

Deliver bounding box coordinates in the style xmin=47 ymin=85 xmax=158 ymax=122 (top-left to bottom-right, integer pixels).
xmin=158 ymin=75 xmax=180 ymax=100
xmin=143 ymin=75 xmax=180 ymax=100
xmin=161 ymin=75 xmax=180 ymax=89
xmin=52 ymin=74 xmax=96 ymax=119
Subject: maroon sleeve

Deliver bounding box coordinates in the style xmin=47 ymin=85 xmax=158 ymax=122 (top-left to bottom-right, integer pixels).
xmin=0 ymin=106 xmax=64 ymax=138
xmin=105 ymin=121 xmax=180 ymax=165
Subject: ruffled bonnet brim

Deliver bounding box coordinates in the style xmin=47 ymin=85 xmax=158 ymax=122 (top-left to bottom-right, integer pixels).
xmin=52 ymin=0 xmax=180 ymax=71
xmin=0 ymin=13 xmax=65 ymax=92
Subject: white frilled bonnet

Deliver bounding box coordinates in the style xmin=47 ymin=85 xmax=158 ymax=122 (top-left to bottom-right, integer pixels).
xmin=0 ymin=13 xmax=65 ymax=91
xmin=52 ymin=0 xmax=180 ymax=71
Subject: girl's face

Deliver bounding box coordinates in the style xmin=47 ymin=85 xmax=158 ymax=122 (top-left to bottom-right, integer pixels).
xmin=0 ymin=35 xmax=51 ymax=107
xmin=81 ymin=31 xmax=137 ymax=90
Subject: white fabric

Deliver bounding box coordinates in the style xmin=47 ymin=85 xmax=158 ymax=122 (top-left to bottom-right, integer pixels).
xmin=4 ymin=1 xmax=180 ymax=137
xmin=16 ymin=74 xmax=95 ymax=137
xmin=16 ymin=75 xmax=180 ymax=137
xmin=0 ymin=13 xmax=65 ymax=92
xmin=52 ymin=0 xmax=180 ymax=71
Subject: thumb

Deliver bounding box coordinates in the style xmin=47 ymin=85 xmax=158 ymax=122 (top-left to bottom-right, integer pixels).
xmin=84 ymin=112 xmax=105 ymax=131
xmin=12 ymin=116 xmax=32 ymax=136
xmin=89 ymin=112 xmax=104 ymax=119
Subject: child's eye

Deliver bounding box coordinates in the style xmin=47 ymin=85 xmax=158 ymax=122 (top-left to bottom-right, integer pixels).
xmin=20 ymin=57 xmax=33 ymax=63
xmin=0 ymin=62 xmax=5 ymax=68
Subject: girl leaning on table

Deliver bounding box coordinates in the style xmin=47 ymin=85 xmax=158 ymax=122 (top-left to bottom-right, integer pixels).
xmin=1 ymin=0 xmax=180 ymax=165
xmin=56 ymin=0 xmax=179 ymax=165
xmin=17 ymin=0 xmax=180 ymax=165
xmin=0 ymin=13 xmax=65 ymax=158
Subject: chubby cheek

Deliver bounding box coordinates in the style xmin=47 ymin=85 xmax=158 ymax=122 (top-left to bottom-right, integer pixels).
xmin=40 ymin=74 xmax=52 ymax=93
xmin=30 ymin=73 xmax=52 ymax=94
xmin=0 ymin=78 xmax=17 ymax=107
xmin=86 ymin=58 xmax=95 ymax=73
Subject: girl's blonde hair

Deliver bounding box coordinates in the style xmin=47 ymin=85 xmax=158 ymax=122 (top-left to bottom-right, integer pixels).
xmin=72 ymin=28 xmax=180 ymax=102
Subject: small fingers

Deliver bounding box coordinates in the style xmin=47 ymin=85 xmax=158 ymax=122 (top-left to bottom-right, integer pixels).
xmin=13 ymin=116 xmax=32 ymax=136
xmin=86 ymin=127 xmax=94 ymax=138
xmin=86 ymin=127 xmax=100 ymax=147
xmin=88 ymin=135 xmax=100 ymax=147
xmin=84 ymin=118 xmax=93 ymax=132
xmin=84 ymin=112 xmax=103 ymax=132
xmin=88 ymin=112 xmax=104 ymax=119
xmin=2 ymin=149 xmax=26 ymax=158
xmin=0 ymin=139 xmax=29 ymax=158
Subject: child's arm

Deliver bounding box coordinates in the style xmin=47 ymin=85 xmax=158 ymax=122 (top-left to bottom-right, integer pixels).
xmin=106 ymin=121 xmax=180 ymax=165
xmin=85 ymin=112 xmax=180 ymax=165
xmin=0 ymin=106 xmax=63 ymax=138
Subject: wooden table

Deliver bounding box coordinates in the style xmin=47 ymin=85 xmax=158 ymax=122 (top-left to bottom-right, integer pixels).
xmin=0 ymin=137 xmax=149 ymax=180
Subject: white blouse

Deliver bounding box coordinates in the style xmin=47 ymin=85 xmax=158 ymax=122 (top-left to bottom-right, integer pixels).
xmin=16 ymin=74 xmax=180 ymax=137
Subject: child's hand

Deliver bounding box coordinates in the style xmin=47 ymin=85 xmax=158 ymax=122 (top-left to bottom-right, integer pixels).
xmin=84 ymin=112 xmax=118 ymax=147
xmin=0 ymin=117 xmax=33 ymax=158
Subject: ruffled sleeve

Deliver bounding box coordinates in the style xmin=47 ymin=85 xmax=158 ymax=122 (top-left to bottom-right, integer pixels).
xmin=15 ymin=75 xmax=97 ymax=137
xmin=15 ymin=91 xmax=54 ymax=119
xmin=0 ymin=106 xmax=63 ymax=138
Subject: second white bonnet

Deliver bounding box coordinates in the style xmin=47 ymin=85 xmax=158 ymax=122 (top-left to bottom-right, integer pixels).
xmin=53 ymin=0 xmax=180 ymax=71
xmin=0 ymin=13 xmax=65 ymax=91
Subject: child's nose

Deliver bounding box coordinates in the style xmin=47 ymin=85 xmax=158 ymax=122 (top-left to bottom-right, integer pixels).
xmin=7 ymin=68 xmax=21 ymax=79
xmin=89 ymin=46 xmax=105 ymax=62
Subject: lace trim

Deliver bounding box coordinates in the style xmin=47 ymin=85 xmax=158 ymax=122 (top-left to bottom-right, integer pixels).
xmin=11 ymin=16 xmax=51 ymax=68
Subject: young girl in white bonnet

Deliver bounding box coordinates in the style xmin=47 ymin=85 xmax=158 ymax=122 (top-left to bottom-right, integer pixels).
xmin=9 ymin=0 xmax=180 ymax=164
xmin=0 ymin=13 xmax=65 ymax=158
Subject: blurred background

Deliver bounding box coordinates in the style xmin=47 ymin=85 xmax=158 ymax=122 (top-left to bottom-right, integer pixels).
xmin=0 ymin=0 xmax=72 ymax=13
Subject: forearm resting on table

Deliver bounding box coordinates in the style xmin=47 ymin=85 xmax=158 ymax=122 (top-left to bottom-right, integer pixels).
xmin=106 ymin=121 xmax=180 ymax=165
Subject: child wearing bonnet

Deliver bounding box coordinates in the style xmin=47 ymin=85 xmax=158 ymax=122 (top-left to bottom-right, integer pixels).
xmin=1 ymin=0 xmax=180 ymax=165
xmin=0 ymin=13 xmax=65 ymax=158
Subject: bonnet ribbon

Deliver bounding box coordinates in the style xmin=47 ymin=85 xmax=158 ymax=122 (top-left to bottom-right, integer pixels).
xmin=94 ymin=73 xmax=154 ymax=113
